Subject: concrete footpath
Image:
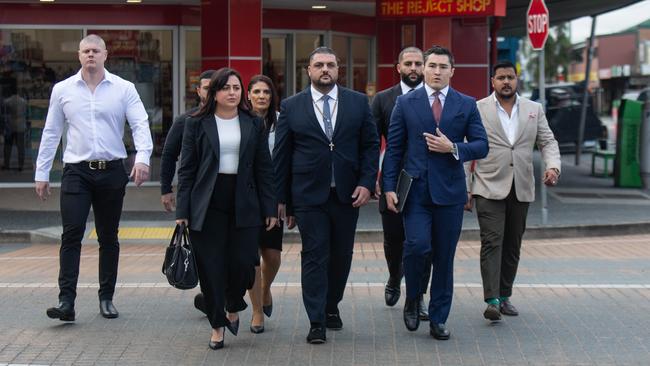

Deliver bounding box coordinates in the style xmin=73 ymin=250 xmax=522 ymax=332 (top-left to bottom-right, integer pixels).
xmin=0 ymin=234 xmax=649 ymax=365
xmin=1 ymin=151 xmax=650 ymax=244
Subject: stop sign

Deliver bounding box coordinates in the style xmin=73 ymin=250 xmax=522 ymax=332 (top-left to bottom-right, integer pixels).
xmin=527 ymin=0 xmax=549 ymax=50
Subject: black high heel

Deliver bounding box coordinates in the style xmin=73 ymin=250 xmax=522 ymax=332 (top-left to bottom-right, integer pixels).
xmin=209 ymin=328 xmax=224 ymax=350
xmin=262 ymin=303 xmax=273 ymax=318
xmin=226 ymin=317 xmax=239 ymax=336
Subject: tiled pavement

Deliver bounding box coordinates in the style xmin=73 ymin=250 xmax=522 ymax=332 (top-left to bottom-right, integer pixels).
xmin=1 ymin=235 xmax=649 ymax=365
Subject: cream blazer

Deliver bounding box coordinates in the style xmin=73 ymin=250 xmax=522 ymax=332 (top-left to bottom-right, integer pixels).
xmin=466 ymin=93 xmax=561 ymax=203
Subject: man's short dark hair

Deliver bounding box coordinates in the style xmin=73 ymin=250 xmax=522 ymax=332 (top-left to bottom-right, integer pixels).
xmin=423 ymin=45 xmax=454 ymax=67
xmin=398 ymin=47 xmax=423 ymax=63
xmin=309 ymin=47 xmax=338 ymax=63
xmin=199 ymin=69 xmax=217 ymax=81
xmin=492 ymin=60 xmax=517 ymax=76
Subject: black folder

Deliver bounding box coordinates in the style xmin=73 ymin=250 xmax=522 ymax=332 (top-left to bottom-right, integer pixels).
xmin=395 ymin=169 xmax=414 ymax=213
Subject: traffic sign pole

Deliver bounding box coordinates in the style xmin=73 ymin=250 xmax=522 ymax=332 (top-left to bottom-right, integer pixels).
xmin=527 ymin=0 xmax=550 ymax=225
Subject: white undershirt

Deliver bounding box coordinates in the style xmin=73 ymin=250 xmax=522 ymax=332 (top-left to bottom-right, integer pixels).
xmin=215 ymin=114 xmax=240 ymax=174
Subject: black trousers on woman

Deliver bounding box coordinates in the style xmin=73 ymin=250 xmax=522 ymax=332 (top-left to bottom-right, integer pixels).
xmin=190 ymin=174 xmax=260 ymax=329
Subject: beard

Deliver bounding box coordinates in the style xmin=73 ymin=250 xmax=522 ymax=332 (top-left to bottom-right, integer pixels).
xmin=312 ymin=75 xmax=336 ymax=89
xmin=401 ymin=72 xmax=423 ymax=88
xmin=497 ymin=87 xmax=516 ymax=100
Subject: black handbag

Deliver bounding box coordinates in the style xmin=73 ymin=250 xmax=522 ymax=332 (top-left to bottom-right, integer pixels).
xmin=162 ymin=223 xmax=199 ymax=290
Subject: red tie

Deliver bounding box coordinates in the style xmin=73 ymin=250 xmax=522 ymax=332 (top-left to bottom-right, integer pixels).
xmin=432 ymin=91 xmax=442 ymax=125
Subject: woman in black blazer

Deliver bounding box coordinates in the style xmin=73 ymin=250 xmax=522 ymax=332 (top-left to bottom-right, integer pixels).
xmin=246 ymin=75 xmax=285 ymax=333
xmin=176 ymin=68 xmax=277 ymax=350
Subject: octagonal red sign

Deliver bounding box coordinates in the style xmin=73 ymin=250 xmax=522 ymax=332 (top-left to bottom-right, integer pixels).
xmin=527 ymin=0 xmax=549 ymax=50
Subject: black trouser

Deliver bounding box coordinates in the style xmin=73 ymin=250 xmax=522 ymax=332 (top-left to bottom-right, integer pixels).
xmin=190 ymin=174 xmax=259 ymax=329
xmin=475 ymin=185 xmax=530 ymax=300
xmin=295 ymin=188 xmax=359 ymax=325
xmin=59 ymin=161 xmax=128 ymax=304
xmin=380 ymin=196 xmax=432 ymax=294
xmin=3 ymin=131 xmax=25 ymax=169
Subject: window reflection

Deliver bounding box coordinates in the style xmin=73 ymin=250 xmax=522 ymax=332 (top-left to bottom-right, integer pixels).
xmin=0 ymin=29 xmax=81 ymax=182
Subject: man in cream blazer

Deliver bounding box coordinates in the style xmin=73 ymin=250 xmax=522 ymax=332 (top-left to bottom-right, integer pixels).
xmin=466 ymin=61 xmax=561 ymax=321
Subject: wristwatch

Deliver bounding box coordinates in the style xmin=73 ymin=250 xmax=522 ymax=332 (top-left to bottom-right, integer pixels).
xmin=450 ymin=143 xmax=458 ymax=155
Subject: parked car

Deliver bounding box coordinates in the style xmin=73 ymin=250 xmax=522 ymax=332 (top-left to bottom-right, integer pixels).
xmin=531 ymin=83 xmax=607 ymax=151
xmin=622 ymin=87 xmax=650 ymax=103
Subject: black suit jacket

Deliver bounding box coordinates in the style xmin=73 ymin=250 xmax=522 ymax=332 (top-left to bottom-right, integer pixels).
xmin=176 ymin=111 xmax=276 ymax=231
xmin=371 ymin=84 xmax=402 ymax=142
xmin=273 ymin=86 xmax=379 ymax=208
xmin=159 ymin=107 xmax=198 ymax=195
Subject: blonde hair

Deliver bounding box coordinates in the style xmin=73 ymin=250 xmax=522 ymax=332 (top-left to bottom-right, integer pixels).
xmin=79 ymin=34 xmax=106 ymax=51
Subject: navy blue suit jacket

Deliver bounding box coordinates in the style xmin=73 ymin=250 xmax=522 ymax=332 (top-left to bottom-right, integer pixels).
xmin=383 ymin=86 xmax=488 ymax=206
xmin=273 ymin=86 xmax=379 ymax=208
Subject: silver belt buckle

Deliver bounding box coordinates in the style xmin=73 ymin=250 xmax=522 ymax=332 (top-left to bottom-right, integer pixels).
xmin=88 ymin=161 xmax=107 ymax=170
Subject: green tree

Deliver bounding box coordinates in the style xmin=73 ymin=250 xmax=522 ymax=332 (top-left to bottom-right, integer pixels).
xmin=526 ymin=22 xmax=573 ymax=83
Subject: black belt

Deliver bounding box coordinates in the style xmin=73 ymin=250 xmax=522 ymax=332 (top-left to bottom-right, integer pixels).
xmin=71 ymin=160 xmax=123 ymax=170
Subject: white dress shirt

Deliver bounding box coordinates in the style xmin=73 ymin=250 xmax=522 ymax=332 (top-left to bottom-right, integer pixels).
xmin=424 ymin=84 xmax=449 ymax=108
xmin=35 ymin=69 xmax=153 ymax=182
xmin=494 ymin=93 xmax=520 ymax=145
xmin=310 ymin=84 xmax=339 ymax=136
xmin=400 ymin=81 xmax=424 ymax=95
xmin=215 ymin=115 xmax=241 ymax=174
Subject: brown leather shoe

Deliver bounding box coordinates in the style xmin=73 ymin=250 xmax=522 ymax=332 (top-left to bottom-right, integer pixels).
xmin=499 ymin=299 xmax=519 ymax=316
xmin=483 ymin=304 xmax=501 ymax=321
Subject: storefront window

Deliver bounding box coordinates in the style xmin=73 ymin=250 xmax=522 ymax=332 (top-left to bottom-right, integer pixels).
xmin=184 ymin=29 xmax=201 ymax=112
xmin=295 ymin=33 xmax=324 ymax=92
xmin=352 ymin=38 xmax=370 ymax=93
xmin=332 ymin=35 xmax=349 ymax=88
xmin=89 ymin=29 xmax=172 ymax=180
xmin=0 ymin=29 xmax=82 ymax=182
xmin=263 ymin=36 xmax=287 ymax=99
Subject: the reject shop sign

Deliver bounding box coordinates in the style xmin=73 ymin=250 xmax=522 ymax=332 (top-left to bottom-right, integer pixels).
xmin=527 ymin=0 xmax=550 ymax=50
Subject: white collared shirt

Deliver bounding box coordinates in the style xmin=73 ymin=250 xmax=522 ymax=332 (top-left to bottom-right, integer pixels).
xmin=400 ymin=81 xmax=424 ymax=95
xmin=310 ymin=84 xmax=339 ymax=136
xmin=494 ymin=93 xmax=520 ymax=145
xmin=424 ymin=84 xmax=449 ymax=108
xmin=35 ymin=69 xmax=153 ymax=182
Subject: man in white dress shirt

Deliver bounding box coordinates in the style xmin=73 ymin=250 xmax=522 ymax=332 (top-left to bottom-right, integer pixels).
xmin=35 ymin=34 xmax=153 ymax=321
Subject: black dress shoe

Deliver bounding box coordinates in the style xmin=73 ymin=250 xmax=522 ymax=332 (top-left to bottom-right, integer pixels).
xmin=46 ymin=302 xmax=75 ymax=321
xmin=483 ymin=304 xmax=501 ymax=321
xmin=417 ymin=295 xmax=429 ymax=321
xmin=326 ymin=313 xmax=343 ymax=330
xmin=403 ymin=298 xmax=420 ymax=331
xmin=430 ymin=323 xmax=450 ymax=340
xmin=384 ymin=284 xmax=401 ymax=307
xmin=306 ymin=324 xmax=326 ymax=344
xmin=194 ymin=293 xmax=207 ymax=315
xmin=226 ymin=317 xmax=239 ymax=336
xmin=500 ymin=299 xmax=519 ymax=316
xmin=99 ymin=300 xmax=119 ymax=319
xmin=262 ymin=304 xmax=273 ymax=318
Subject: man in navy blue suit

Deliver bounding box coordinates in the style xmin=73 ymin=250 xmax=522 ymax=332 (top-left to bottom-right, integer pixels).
xmin=383 ymin=45 xmax=488 ymax=340
xmin=274 ymin=47 xmax=379 ymax=344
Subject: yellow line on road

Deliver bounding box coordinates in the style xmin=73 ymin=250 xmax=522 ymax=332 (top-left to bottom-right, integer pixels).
xmin=88 ymin=227 xmax=174 ymax=240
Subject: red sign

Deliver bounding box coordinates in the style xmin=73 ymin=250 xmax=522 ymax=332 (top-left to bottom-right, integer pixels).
xmin=378 ymin=0 xmax=505 ymax=18
xmin=527 ymin=0 xmax=549 ymax=50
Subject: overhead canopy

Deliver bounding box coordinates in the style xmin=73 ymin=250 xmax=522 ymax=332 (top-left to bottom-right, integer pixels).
xmin=498 ymin=0 xmax=643 ymax=36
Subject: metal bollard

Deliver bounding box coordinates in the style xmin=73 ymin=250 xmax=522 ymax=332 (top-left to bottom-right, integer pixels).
xmin=640 ymin=100 xmax=650 ymax=190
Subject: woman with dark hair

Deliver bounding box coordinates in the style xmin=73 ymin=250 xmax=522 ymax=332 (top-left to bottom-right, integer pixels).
xmin=176 ymin=68 xmax=277 ymax=350
xmin=246 ymin=75 xmax=286 ymax=333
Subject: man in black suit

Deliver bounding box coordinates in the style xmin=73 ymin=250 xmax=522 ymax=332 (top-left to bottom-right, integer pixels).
xmin=274 ymin=47 xmax=379 ymax=344
xmin=160 ymin=69 xmax=215 ymax=212
xmin=372 ymin=47 xmax=432 ymax=319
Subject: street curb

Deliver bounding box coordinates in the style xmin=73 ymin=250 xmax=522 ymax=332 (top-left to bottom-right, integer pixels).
xmin=2 ymin=221 xmax=650 ymax=244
